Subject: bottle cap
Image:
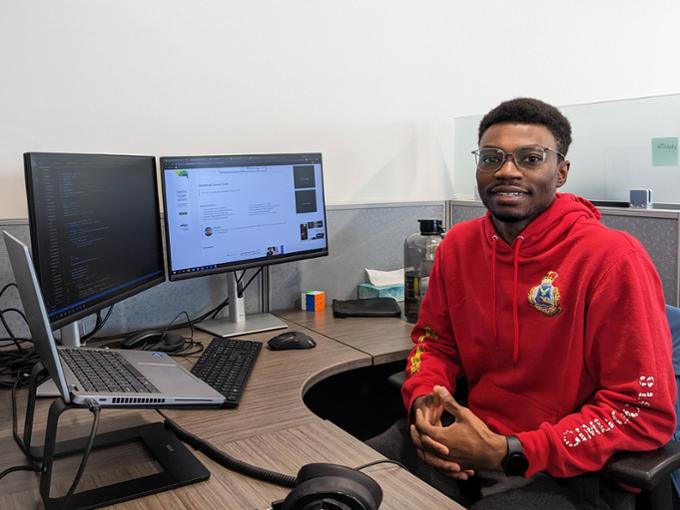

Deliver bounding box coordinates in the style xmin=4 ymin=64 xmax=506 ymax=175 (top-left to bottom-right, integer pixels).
xmin=418 ymin=219 xmax=443 ymax=235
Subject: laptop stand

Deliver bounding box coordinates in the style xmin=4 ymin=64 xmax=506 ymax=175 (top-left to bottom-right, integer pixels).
xmin=20 ymin=362 xmax=211 ymax=510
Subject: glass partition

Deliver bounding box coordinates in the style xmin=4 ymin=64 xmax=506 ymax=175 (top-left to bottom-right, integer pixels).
xmin=453 ymin=94 xmax=680 ymax=206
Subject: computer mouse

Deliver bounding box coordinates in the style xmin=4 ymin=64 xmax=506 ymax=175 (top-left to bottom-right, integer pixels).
xmin=267 ymin=331 xmax=317 ymax=351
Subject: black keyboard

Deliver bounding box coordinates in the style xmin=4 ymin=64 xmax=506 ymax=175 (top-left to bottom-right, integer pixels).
xmin=191 ymin=338 xmax=262 ymax=408
xmin=60 ymin=347 xmax=160 ymax=394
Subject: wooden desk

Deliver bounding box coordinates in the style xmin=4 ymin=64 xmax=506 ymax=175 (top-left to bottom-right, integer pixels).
xmin=0 ymin=314 xmax=460 ymax=509
xmin=278 ymin=308 xmax=415 ymax=365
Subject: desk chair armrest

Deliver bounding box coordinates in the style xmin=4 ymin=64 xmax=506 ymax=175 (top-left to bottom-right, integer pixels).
xmin=387 ymin=371 xmax=406 ymax=392
xmin=603 ymin=441 xmax=680 ymax=491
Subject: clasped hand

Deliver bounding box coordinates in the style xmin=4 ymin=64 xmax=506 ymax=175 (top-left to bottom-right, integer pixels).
xmin=410 ymin=385 xmax=507 ymax=479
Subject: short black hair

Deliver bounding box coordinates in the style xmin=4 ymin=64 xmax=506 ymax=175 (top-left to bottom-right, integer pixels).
xmin=478 ymin=98 xmax=572 ymax=156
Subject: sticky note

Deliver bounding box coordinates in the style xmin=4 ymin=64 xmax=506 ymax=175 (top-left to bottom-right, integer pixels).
xmin=652 ymin=137 xmax=678 ymax=166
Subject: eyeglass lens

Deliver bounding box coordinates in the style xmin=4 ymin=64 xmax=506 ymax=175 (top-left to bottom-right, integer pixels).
xmin=475 ymin=146 xmax=549 ymax=172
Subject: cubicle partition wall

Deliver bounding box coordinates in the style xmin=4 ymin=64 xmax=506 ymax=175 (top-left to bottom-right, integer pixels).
xmin=447 ymin=200 xmax=680 ymax=306
xmin=269 ymin=202 xmax=444 ymax=310
xmin=0 ymin=202 xmax=444 ymax=338
xmin=2 ymin=199 xmax=676 ymax=338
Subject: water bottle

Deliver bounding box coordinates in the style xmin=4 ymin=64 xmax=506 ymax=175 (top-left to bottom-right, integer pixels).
xmin=404 ymin=219 xmax=444 ymax=323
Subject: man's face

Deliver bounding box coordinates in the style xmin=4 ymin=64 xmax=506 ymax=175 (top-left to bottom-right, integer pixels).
xmin=476 ymin=123 xmax=569 ymax=236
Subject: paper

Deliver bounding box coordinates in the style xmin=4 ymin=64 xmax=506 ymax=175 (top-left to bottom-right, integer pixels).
xmin=365 ymin=268 xmax=404 ymax=287
xmin=652 ymin=137 xmax=678 ymax=166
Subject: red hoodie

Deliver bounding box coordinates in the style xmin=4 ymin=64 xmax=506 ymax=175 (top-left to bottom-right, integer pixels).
xmin=402 ymin=193 xmax=676 ymax=478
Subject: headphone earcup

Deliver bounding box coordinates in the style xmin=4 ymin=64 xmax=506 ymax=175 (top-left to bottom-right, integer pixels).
xmin=281 ymin=464 xmax=382 ymax=510
xmin=282 ymin=476 xmax=377 ymax=510
xmin=151 ymin=333 xmax=186 ymax=352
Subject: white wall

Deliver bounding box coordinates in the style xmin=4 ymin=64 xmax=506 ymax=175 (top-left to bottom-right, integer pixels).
xmin=1 ymin=0 xmax=680 ymax=218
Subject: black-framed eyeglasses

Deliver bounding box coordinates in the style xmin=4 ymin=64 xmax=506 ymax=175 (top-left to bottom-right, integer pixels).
xmin=471 ymin=145 xmax=566 ymax=173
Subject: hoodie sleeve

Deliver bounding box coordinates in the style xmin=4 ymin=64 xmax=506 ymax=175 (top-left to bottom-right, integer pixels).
xmin=517 ymin=249 xmax=677 ymax=478
xmin=401 ymin=241 xmax=463 ymax=414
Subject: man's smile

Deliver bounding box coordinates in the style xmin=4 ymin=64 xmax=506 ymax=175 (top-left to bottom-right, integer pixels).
xmin=489 ymin=186 xmax=530 ymax=204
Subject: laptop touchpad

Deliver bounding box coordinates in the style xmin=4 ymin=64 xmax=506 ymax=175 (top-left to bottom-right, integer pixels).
xmin=140 ymin=364 xmax=198 ymax=388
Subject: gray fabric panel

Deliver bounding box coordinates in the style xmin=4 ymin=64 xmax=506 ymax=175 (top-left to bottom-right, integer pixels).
xmin=270 ymin=204 xmax=444 ymax=310
xmin=600 ymin=214 xmax=678 ymax=306
xmin=0 ymin=203 xmax=443 ymax=337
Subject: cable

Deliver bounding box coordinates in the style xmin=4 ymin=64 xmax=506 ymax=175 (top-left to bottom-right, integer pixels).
xmin=0 ymin=337 xmax=32 ymax=346
xmin=58 ymin=400 xmax=101 ymax=510
xmin=0 ymin=283 xmax=27 ymax=338
xmin=0 ymin=307 xmax=30 ymax=352
xmin=0 ymin=283 xmax=30 ymax=351
xmin=86 ymin=266 xmax=263 ymax=342
xmin=8 ymin=372 xmax=100 ymax=509
xmin=209 ymin=298 xmax=229 ymax=320
xmin=90 ymin=310 xmax=203 ymax=356
xmin=195 ymin=294 xmax=230 ymax=324
xmin=160 ymin=311 xmax=194 ymax=344
xmin=355 ymin=459 xmax=407 ymax=471
xmin=1 ymin=307 xmax=28 ymax=326
xmin=1 ymin=350 xmax=40 ymax=388
xmin=93 ymin=295 xmax=230 ymax=342
xmin=82 ymin=305 xmax=115 ymax=342
xmin=172 ymin=337 xmax=205 ymax=358
xmin=208 ymin=268 xmax=262 ymax=320
xmin=235 ymin=270 xmax=246 ymax=286
xmin=241 ymin=267 xmax=263 ymax=294
xmin=0 ymin=309 xmax=16 ymax=339
xmin=0 ymin=464 xmax=41 ymax=480
xmin=157 ymin=410 xmax=297 ymax=488
xmin=160 ymin=311 xmax=205 ymax=357
xmin=0 ymin=283 xmax=18 ymax=299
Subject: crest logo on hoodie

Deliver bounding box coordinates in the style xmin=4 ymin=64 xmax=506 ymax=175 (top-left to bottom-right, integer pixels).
xmin=409 ymin=326 xmax=437 ymax=374
xmin=528 ymin=271 xmax=561 ymax=316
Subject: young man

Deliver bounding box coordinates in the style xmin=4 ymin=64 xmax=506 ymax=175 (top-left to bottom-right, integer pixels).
xmin=369 ymin=98 xmax=676 ymax=509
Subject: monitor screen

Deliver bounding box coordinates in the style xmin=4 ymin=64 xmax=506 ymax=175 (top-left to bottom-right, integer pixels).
xmin=24 ymin=153 xmax=166 ymax=329
xmin=160 ymin=153 xmax=328 ymax=280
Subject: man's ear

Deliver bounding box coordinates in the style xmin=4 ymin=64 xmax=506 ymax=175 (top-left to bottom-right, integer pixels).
xmin=556 ymin=160 xmax=570 ymax=188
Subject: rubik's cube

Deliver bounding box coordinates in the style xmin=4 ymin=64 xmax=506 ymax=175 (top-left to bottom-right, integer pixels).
xmin=301 ymin=290 xmax=325 ymax=311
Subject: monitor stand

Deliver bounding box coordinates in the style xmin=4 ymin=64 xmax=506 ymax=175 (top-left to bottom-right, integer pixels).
xmin=195 ymin=271 xmax=287 ymax=338
xmin=59 ymin=321 xmax=82 ymax=347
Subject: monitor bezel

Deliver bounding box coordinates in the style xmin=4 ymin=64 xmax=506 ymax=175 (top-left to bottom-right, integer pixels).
xmin=159 ymin=152 xmax=329 ymax=282
xmin=24 ymin=152 xmax=167 ymax=330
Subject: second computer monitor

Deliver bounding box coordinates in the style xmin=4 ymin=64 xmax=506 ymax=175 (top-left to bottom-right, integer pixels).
xmin=160 ymin=153 xmax=328 ymax=280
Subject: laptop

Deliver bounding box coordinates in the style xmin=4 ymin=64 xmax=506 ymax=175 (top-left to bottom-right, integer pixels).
xmin=4 ymin=231 xmax=225 ymax=407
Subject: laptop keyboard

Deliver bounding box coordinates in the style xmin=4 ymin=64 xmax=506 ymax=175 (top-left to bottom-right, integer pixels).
xmin=191 ymin=338 xmax=262 ymax=408
xmin=60 ymin=348 xmax=160 ymax=394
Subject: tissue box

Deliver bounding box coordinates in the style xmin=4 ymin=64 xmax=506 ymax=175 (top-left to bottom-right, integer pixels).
xmin=357 ymin=283 xmax=404 ymax=302
xmin=301 ymin=290 xmax=325 ymax=311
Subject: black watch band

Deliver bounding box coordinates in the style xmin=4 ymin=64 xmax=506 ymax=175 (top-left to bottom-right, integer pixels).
xmin=501 ymin=435 xmax=529 ymax=477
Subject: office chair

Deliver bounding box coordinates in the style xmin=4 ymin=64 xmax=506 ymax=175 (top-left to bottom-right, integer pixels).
xmin=385 ymin=304 xmax=680 ymax=509
xmin=602 ymin=305 xmax=680 ymax=509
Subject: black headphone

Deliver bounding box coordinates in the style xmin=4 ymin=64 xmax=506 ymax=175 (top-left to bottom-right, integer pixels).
xmin=120 ymin=330 xmax=186 ymax=353
xmin=148 ymin=332 xmax=186 ymax=353
xmin=272 ymin=463 xmax=382 ymax=510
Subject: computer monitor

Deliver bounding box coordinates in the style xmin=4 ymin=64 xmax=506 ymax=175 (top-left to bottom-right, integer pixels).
xmin=160 ymin=153 xmax=328 ymax=337
xmin=24 ymin=152 xmax=166 ymax=347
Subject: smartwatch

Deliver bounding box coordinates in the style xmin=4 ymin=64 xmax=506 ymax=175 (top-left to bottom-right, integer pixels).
xmin=501 ymin=435 xmax=529 ymax=476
